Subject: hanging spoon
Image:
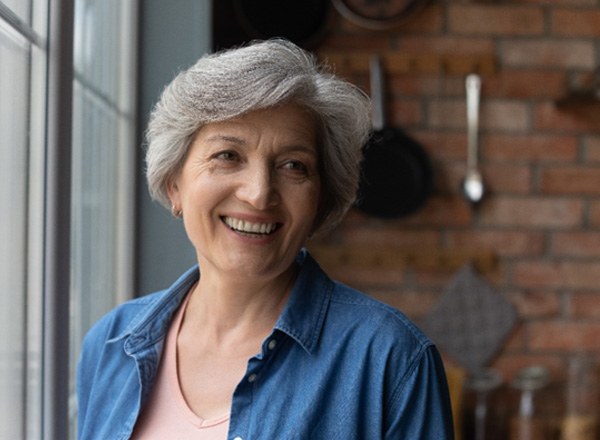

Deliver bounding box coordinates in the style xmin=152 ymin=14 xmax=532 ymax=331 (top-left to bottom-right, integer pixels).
xmin=461 ymin=74 xmax=485 ymax=205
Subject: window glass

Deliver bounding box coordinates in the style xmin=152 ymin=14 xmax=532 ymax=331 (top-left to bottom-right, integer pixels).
xmin=0 ymin=20 xmax=30 ymax=439
xmin=0 ymin=12 xmax=45 ymax=439
xmin=69 ymin=0 xmax=137 ymax=435
xmin=1 ymin=0 xmax=31 ymax=26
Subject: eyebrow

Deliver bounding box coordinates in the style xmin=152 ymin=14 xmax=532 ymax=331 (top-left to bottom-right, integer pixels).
xmin=203 ymin=134 xmax=317 ymax=155
xmin=204 ymin=134 xmax=246 ymax=145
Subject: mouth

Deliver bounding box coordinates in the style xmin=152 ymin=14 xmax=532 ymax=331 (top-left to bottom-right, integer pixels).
xmin=222 ymin=216 xmax=281 ymax=237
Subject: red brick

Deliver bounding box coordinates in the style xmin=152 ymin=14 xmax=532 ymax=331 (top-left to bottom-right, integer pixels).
xmin=433 ymin=161 xmax=466 ymax=195
xmin=397 ymin=36 xmax=494 ymax=54
xmin=414 ymin=131 xmax=467 ymax=161
xmin=484 ymin=134 xmax=578 ymax=163
xmin=321 ymin=263 xmax=405 ymax=288
xmin=521 ymin=0 xmax=596 ymax=5
xmin=367 ymin=288 xmax=440 ymax=320
xmin=447 ymin=230 xmax=545 ymax=257
xmin=585 ymin=136 xmax=600 ymax=162
xmin=390 ymin=74 xmax=464 ymax=98
xmin=399 ymin=195 xmax=473 ymax=227
xmin=389 ymin=98 xmax=423 ymax=127
xmin=552 ymin=232 xmax=600 ymax=257
xmin=570 ymin=292 xmax=600 ymax=318
xmin=429 ymin=100 xmax=529 ymax=131
xmin=439 ymin=161 xmax=531 ymax=196
xmin=483 ymin=70 xmax=567 ymax=99
xmin=514 ymin=261 xmax=600 ymax=289
xmin=541 ymin=167 xmax=600 ymax=195
xmin=502 ymin=325 xmax=527 ymax=351
xmin=479 ymin=197 xmax=583 ymax=228
xmin=502 ymin=40 xmax=596 ymax=69
xmin=534 ymin=102 xmax=600 ymax=133
xmin=338 ymin=226 xmax=442 ymax=248
xmin=395 ymin=3 xmax=444 ymax=35
xmin=552 ymin=9 xmax=600 ymax=37
xmin=590 ymin=201 xmax=600 ymax=227
xmin=449 ymin=5 xmax=544 ymax=36
xmin=483 ymin=163 xmax=532 ymax=194
xmin=506 ymin=290 xmax=562 ymax=318
xmin=529 ymin=321 xmax=600 ymax=351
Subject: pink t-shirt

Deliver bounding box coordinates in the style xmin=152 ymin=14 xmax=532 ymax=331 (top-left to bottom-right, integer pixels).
xmin=131 ymin=295 xmax=230 ymax=439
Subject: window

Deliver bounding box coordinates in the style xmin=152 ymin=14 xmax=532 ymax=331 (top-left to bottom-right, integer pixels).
xmin=0 ymin=0 xmax=137 ymax=437
xmin=0 ymin=1 xmax=47 ymax=437
xmin=69 ymin=0 xmax=138 ymax=435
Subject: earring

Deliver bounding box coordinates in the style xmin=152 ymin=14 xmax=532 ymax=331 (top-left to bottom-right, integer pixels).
xmin=171 ymin=205 xmax=182 ymax=218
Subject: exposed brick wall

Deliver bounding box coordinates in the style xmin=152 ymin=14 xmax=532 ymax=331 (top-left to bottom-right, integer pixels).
xmin=312 ymin=0 xmax=600 ymax=384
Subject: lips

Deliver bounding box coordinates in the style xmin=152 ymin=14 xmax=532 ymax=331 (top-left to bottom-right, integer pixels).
xmin=222 ymin=216 xmax=280 ymax=236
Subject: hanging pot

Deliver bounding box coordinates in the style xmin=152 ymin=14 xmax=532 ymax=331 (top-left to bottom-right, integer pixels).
xmin=356 ymin=55 xmax=433 ymax=218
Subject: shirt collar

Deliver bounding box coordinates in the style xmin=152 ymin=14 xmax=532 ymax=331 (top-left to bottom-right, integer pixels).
xmin=123 ymin=249 xmax=332 ymax=355
xmin=274 ymin=249 xmax=333 ymax=355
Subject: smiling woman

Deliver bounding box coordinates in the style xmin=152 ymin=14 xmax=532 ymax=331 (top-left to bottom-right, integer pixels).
xmin=76 ymin=39 xmax=454 ymax=440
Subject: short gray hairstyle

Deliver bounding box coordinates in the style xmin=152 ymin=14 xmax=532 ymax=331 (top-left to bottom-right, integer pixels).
xmin=146 ymin=39 xmax=371 ymax=234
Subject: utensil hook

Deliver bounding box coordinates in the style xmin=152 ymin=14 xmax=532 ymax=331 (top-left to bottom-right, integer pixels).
xmin=370 ymin=55 xmax=386 ymax=131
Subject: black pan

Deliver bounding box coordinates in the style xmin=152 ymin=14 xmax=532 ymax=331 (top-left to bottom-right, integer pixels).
xmin=356 ymin=56 xmax=433 ymax=218
xmin=233 ymin=0 xmax=330 ymax=49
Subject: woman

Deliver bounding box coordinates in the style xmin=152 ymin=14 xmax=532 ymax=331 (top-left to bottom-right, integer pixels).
xmin=77 ymin=39 xmax=454 ymax=439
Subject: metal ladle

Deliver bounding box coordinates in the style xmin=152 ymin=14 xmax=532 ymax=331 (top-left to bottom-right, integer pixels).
xmin=461 ymin=74 xmax=485 ymax=205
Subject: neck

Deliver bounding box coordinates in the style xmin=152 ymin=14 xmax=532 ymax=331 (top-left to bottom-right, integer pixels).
xmin=182 ymin=264 xmax=297 ymax=348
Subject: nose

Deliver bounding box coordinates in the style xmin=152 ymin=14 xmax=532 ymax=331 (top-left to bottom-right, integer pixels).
xmin=236 ymin=163 xmax=279 ymax=209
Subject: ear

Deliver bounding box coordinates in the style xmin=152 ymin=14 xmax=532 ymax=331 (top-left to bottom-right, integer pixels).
xmin=166 ymin=175 xmax=182 ymax=209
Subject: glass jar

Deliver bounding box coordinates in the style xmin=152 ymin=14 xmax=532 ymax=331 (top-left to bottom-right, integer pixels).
xmin=462 ymin=368 xmax=506 ymax=440
xmin=509 ymin=366 xmax=551 ymax=440
xmin=560 ymin=354 xmax=598 ymax=440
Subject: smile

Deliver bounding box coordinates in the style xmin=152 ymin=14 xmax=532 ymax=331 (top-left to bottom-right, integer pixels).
xmin=222 ymin=216 xmax=280 ymax=236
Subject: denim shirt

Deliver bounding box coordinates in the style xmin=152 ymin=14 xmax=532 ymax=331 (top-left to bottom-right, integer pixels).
xmin=77 ymin=250 xmax=454 ymax=439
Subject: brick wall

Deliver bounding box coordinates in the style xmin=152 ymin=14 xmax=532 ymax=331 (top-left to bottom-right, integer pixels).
xmin=311 ymin=0 xmax=600 ymax=385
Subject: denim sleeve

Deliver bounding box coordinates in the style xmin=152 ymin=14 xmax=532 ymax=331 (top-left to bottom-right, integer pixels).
xmin=76 ymin=319 xmax=106 ymax=435
xmin=385 ymin=345 xmax=455 ymax=439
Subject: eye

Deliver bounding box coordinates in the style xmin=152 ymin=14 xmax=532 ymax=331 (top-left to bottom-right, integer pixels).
xmin=213 ymin=150 xmax=239 ymax=162
xmin=282 ymin=160 xmax=308 ymax=174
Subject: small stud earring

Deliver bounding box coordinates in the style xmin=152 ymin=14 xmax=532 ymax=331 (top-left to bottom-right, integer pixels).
xmin=171 ymin=205 xmax=182 ymax=218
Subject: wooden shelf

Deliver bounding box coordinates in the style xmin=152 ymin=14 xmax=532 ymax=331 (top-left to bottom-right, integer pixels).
xmin=309 ymin=245 xmax=497 ymax=273
xmin=318 ymin=51 xmax=497 ymax=76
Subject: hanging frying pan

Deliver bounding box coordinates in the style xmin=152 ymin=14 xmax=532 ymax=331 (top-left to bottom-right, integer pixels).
xmin=232 ymin=0 xmax=331 ymax=49
xmin=356 ymin=55 xmax=433 ymax=218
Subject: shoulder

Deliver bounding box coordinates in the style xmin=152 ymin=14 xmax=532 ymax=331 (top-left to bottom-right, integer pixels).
xmin=81 ymin=290 xmax=169 ymax=349
xmin=329 ymin=280 xmax=431 ymax=347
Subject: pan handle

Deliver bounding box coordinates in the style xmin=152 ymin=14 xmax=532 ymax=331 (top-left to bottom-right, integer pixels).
xmin=466 ymin=74 xmax=481 ymax=171
xmin=369 ymin=55 xmax=386 ymax=131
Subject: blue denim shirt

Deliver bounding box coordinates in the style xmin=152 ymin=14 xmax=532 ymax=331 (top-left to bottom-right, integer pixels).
xmin=77 ymin=250 xmax=453 ymax=439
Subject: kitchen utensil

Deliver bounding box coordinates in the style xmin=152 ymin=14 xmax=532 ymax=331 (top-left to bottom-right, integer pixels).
xmin=232 ymin=0 xmax=330 ymax=48
xmin=461 ymin=74 xmax=485 ymax=205
xmin=556 ymin=67 xmax=600 ymax=110
xmin=420 ymin=263 xmax=517 ymax=373
xmin=355 ymin=55 xmax=433 ymax=218
xmin=331 ymin=0 xmax=428 ymax=30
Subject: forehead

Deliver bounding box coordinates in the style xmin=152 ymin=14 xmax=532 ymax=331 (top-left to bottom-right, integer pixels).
xmin=195 ymin=104 xmax=318 ymax=147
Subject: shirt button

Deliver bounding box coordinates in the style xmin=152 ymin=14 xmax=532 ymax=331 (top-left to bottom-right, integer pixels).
xmin=267 ymin=339 xmax=277 ymax=350
xmin=233 ymin=437 xmax=243 ymax=440
xmin=247 ymin=373 xmax=257 ymax=383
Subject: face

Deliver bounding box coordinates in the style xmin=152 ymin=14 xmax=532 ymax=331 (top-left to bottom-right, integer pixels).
xmin=168 ymin=104 xmax=321 ymax=283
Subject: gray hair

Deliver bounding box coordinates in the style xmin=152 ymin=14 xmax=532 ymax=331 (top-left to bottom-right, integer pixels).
xmin=146 ymin=39 xmax=371 ymax=234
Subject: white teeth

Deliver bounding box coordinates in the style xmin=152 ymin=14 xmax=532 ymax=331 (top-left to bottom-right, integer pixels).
xmin=223 ymin=217 xmax=277 ymax=235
